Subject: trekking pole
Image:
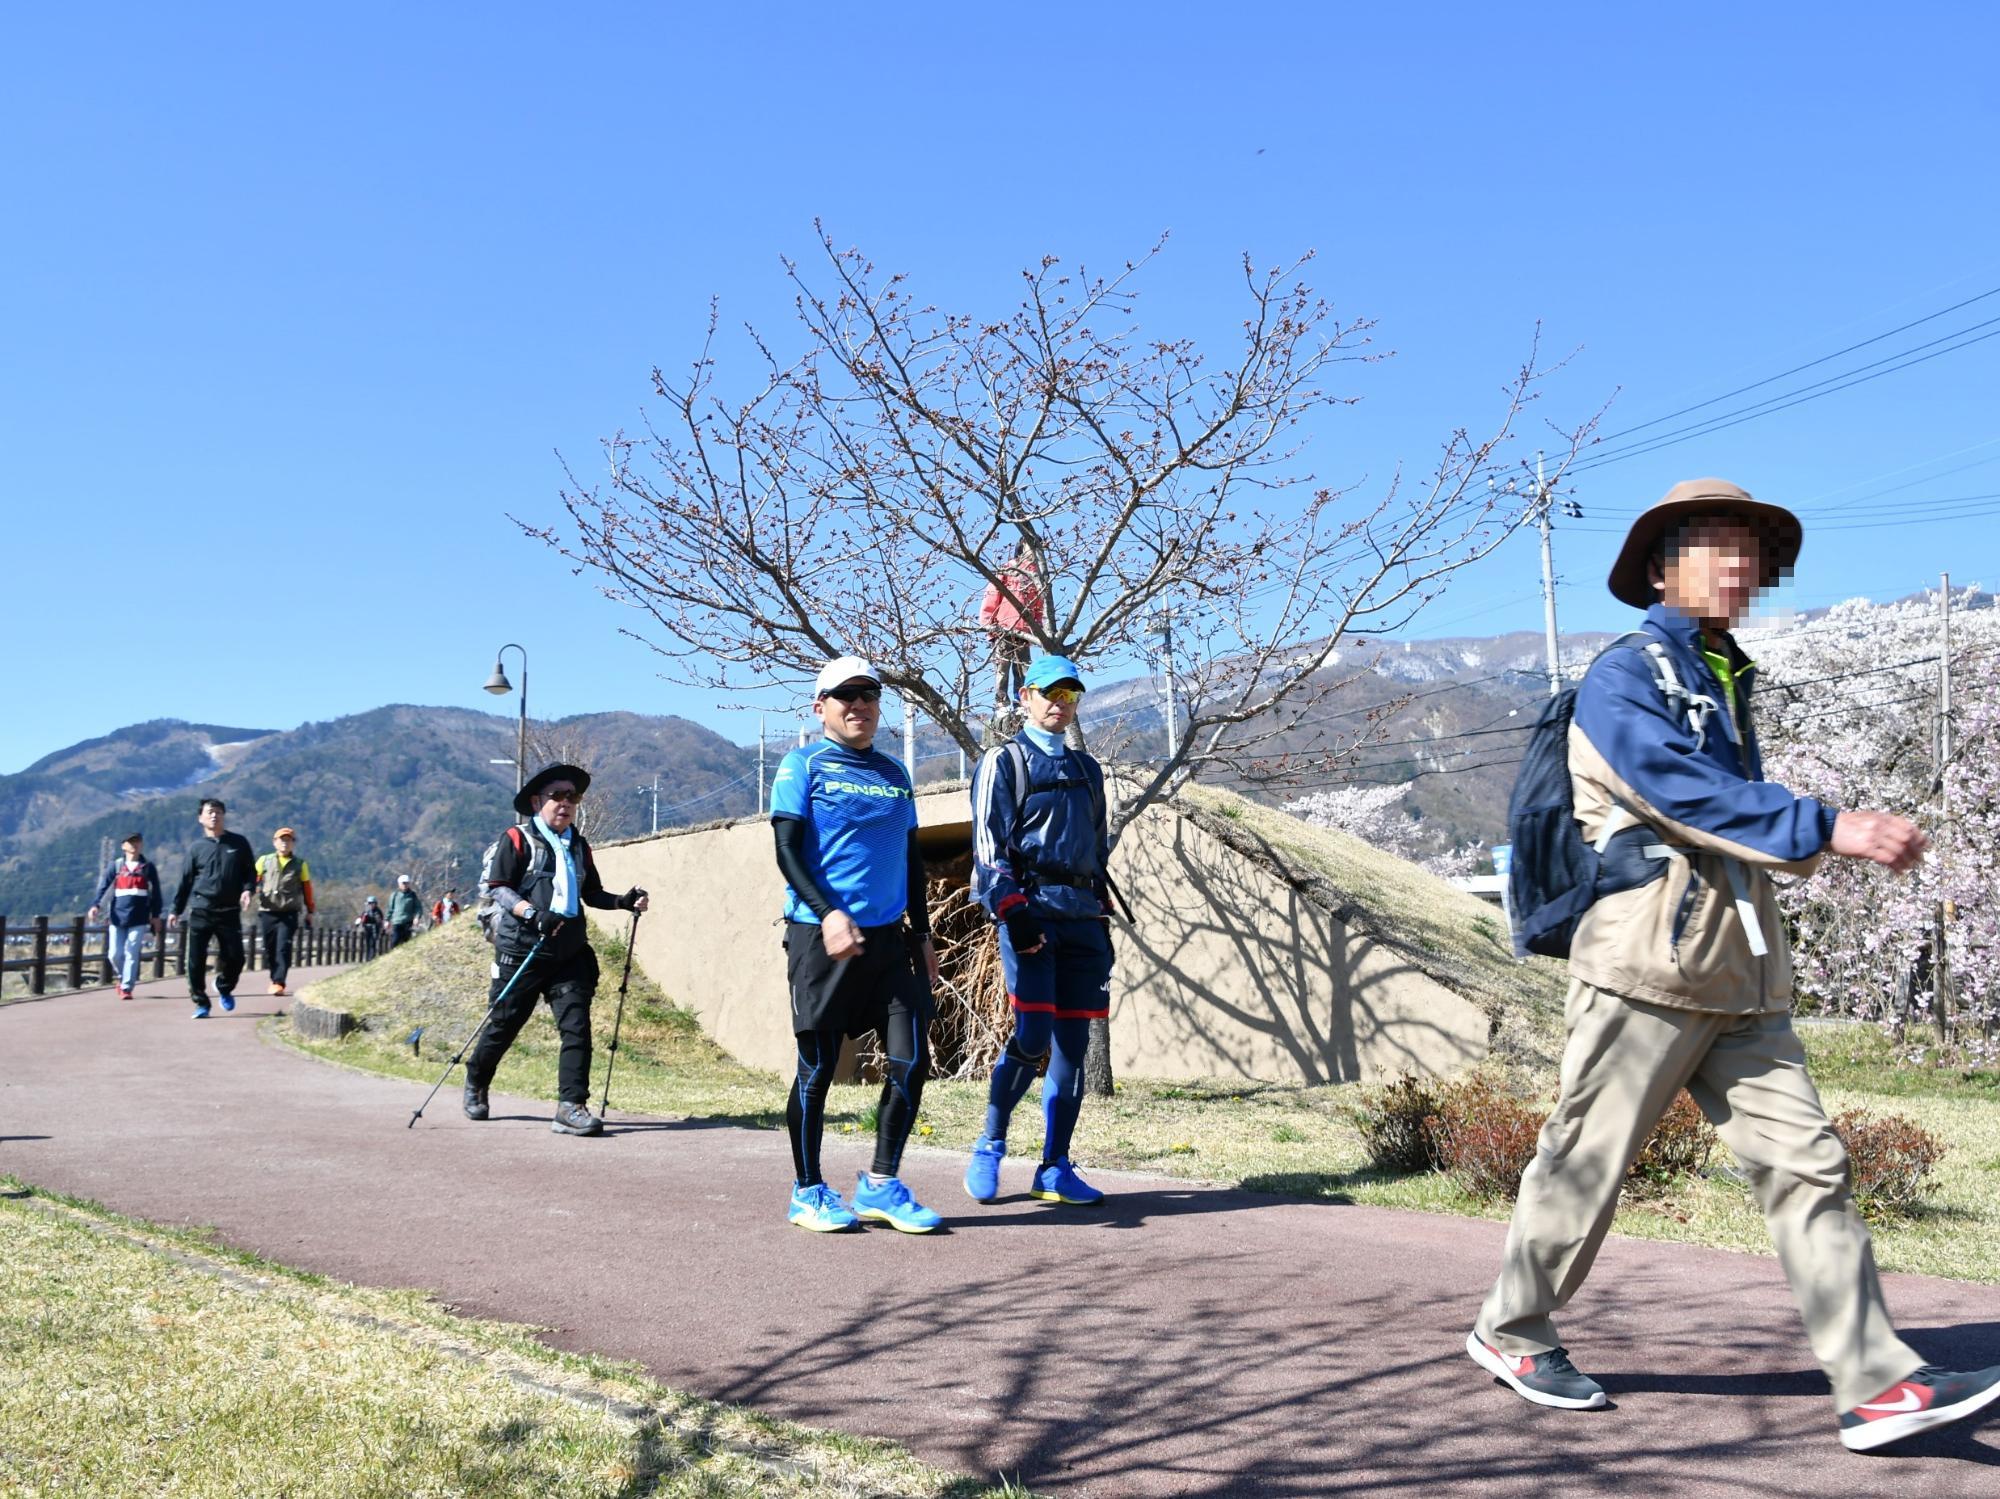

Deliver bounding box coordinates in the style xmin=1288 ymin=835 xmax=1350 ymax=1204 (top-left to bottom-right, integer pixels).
xmin=597 ymin=907 xmax=642 ymax=1120
xmin=1103 ymin=872 xmax=1136 ymax=925
xmin=405 ymin=932 xmax=548 ymax=1129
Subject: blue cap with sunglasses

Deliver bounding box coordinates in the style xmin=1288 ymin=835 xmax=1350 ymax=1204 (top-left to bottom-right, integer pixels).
xmin=1022 ymin=655 xmax=1086 ymax=693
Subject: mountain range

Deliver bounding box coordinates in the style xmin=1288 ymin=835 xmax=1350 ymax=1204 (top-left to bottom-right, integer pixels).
xmin=0 ymin=707 xmax=756 ymax=917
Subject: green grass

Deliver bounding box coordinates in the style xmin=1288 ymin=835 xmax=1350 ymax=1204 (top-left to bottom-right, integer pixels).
xmin=281 ymin=910 xmax=2000 ymax=1285
xmin=0 ymin=1178 xmax=1030 ymax=1499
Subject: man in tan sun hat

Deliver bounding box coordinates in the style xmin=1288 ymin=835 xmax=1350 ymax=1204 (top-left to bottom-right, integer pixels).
xmin=1466 ymin=478 xmax=2000 ymax=1451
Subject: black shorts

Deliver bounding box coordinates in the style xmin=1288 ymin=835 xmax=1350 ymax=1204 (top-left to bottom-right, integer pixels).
xmin=784 ymin=920 xmax=932 ymax=1038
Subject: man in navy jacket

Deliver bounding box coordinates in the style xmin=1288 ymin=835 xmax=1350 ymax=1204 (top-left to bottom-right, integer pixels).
xmin=1466 ymin=480 xmax=2000 ymax=1452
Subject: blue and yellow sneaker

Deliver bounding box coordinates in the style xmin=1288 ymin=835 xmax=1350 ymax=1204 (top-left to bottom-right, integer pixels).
xmin=853 ymin=1173 xmax=942 ymax=1234
xmin=964 ymin=1134 xmax=1005 ymax=1202
xmin=1029 ymin=1157 xmax=1104 ymax=1205
xmin=787 ymin=1181 xmax=859 ymax=1233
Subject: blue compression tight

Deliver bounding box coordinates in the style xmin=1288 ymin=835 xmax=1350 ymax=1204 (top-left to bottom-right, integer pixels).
xmin=983 ymin=1012 xmax=1090 ymax=1162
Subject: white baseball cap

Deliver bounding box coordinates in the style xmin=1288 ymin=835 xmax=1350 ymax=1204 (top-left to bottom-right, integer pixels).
xmin=814 ymin=655 xmax=881 ymax=697
xmin=397 ymin=874 xmax=411 ymax=885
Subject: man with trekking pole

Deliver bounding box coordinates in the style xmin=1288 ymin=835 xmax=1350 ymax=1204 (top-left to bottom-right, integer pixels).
xmin=461 ymin=762 xmax=647 ymax=1137
xmin=1469 ymin=479 xmax=2000 ymax=1451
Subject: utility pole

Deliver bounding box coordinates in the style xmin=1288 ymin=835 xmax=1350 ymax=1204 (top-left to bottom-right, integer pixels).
xmin=1532 ymin=451 xmax=1574 ymax=697
xmin=641 ymin=776 xmax=659 ymax=835
xmin=903 ymin=693 xmax=917 ymax=777
xmin=757 ymin=713 xmax=768 ymax=815
xmin=1152 ymin=610 xmax=1180 ymax=759
xmin=1934 ymin=573 xmax=1954 ymax=1044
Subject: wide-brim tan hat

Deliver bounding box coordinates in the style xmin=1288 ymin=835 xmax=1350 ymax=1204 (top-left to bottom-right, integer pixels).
xmin=1607 ymin=478 xmax=1803 ymax=609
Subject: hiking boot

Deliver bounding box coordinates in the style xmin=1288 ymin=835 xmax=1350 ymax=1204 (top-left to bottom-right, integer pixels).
xmin=191 ymin=1002 xmax=211 ymax=1020
xmin=853 ymin=1173 xmax=942 ymax=1233
xmin=218 ymin=992 xmax=236 ymax=1013
xmin=787 ymin=1182 xmax=859 ymax=1233
xmin=550 ymin=1101 xmax=603 ymax=1136
xmin=1029 ymin=1157 xmax=1104 ymax=1205
xmin=1839 ymin=1364 xmax=2000 ymax=1451
xmin=964 ymin=1134 xmax=1005 ymax=1202
xmin=1466 ymin=1331 xmax=1607 ymax=1410
xmin=463 ymin=1081 xmax=490 ymax=1121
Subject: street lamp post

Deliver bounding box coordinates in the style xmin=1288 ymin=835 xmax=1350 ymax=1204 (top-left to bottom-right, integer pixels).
xmin=483 ymin=644 xmax=528 ymax=793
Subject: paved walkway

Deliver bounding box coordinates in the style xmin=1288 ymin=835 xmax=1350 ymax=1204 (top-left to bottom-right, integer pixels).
xmin=4 ymin=975 xmax=1999 ymax=1496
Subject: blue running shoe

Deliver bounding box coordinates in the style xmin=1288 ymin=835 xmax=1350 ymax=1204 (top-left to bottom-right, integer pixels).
xmin=853 ymin=1173 xmax=942 ymax=1234
xmin=964 ymin=1134 xmax=1005 ymax=1203
xmin=191 ymin=1003 xmax=211 ymax=1020
xmin=219 ymin=992 xmax=236 ymax=1013
xmin=787 ymin=1182 xmax=859 ymax=1233
xmin=1030 ymin=1157 xmax=1104 ymax=1205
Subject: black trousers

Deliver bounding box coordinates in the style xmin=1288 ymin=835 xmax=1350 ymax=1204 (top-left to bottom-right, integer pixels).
xmin=464 ymin=943 xmax=599 ymax=1105
xmin=260 ymin=909 xmax=301 ymax=985
xmin=391 ymin=921 xmax=414 ymax=949
xmin=186 ymin=910 xmax=244 ymax=1003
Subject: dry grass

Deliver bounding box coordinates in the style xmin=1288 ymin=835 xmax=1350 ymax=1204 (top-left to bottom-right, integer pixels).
xmin=0 ymin=1179 xmax=1030 ymax=1498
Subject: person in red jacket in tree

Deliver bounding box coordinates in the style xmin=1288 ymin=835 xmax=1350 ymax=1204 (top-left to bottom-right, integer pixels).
xmin=978 ymin=539 xmax=1045 ymax=709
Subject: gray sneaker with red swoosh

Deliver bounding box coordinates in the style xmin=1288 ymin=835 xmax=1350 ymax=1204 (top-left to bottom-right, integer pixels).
xmin=1467 ymin=1331 xmax=1608 ymax=1410
xmin=1838 ymin=1364 xmax=2000 ymax=1452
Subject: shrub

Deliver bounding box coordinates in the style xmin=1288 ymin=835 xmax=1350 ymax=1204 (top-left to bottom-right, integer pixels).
xmin=1351 ymin=1073 xmax=1446 ymax=1173
xmin=1832 ymin=1108 xmax=1946 ymax=1217
xmin=1426 ymin=1077 xmax=1548 ymax=1201
xmin=1626 ymin=1091 xmax=1718 ymax=1196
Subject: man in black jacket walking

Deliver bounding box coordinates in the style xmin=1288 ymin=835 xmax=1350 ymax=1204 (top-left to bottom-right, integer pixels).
xmin=168 ymin=798 xmax=258 ymax=1019
xmin=465 ymin=763 xmax=646 ymax=1136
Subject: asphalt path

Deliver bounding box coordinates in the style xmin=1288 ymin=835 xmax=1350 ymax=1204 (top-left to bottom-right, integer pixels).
xmin=5 ymin=973 xmax=1999 ymax=1496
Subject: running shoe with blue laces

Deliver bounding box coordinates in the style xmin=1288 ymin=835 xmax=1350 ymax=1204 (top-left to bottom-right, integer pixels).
xmin=853 ymin=1173 xmax=942 ymax=1233
xmin=190 ymin=1003 xmax=211 ymax=1020
xmin=964 ymin=1134 xmax=1005 ymax=1202
xmin=1029 ymin=1157 xmax=1104 ymax=1205
xmin=787 ymin=1182 xmax=859 ymax=1233
xmin=219 ymin=992 xmax=236 ymax=1013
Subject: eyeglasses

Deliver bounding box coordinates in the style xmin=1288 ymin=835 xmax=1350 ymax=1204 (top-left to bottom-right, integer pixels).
xmin=541 ymin=786 xmax=582 ymax=803
xmin=822 ymin=686 xmax=882 ymax=705
xmin=1034 ymin=685 xmax=1084 ymax=706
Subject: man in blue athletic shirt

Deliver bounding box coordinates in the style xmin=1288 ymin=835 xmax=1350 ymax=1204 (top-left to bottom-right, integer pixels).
xmin=770 ymin=655 xmax=942 ymax=1233
xmin=963 ymin=655 xmax=1115 ymax=1208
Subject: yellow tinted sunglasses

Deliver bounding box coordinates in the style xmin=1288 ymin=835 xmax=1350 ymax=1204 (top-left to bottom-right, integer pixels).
xmin=1035 ymin=685 xmax=1084 ymax=706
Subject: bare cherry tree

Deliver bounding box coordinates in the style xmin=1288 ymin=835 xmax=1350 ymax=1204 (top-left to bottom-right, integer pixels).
xmin=529 ymin=231 xmax=1592 ymax=1094
xmin=531 ymin=227 xmax=1587 ymax=830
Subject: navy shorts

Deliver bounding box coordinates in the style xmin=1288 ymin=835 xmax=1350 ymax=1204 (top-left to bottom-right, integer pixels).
xmin=1000 ymin=914 xmax=1113 ymax=1020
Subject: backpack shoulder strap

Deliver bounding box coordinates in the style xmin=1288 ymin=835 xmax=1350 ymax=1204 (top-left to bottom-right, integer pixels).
xmin=1004 ymin=740 xmax=1029 ymax=807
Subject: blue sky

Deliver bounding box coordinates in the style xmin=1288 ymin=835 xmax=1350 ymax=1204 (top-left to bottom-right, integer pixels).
xmin=7 ymin=3 xmax=1997 ymax=772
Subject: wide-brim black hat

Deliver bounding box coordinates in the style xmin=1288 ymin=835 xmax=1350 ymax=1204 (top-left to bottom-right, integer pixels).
xmin=1607 ymin=478 xmax=1803 ymax=609
xmin=514 ymin=762 xmax=591 ymax=817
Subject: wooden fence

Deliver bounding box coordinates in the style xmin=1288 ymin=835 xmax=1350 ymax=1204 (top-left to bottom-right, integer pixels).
xmin=0 ymin=915 xmax=381 ymax=997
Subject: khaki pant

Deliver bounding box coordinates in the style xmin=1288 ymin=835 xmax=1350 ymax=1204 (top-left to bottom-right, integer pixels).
xmin=1476 ymin=980 xmax=1920 ymax=1413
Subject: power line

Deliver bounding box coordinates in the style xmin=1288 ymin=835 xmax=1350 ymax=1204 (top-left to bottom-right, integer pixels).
xmin=1585 ymin=284 xmax=2000 ymax=449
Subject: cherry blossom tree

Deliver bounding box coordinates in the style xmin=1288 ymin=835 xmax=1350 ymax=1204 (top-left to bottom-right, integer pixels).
xmin=1746 ymin=591 xmax=1999 ymax=1058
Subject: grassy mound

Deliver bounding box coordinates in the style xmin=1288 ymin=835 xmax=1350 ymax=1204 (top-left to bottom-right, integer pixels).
xmin=1172 ymin=784 xmax=1569 ymax=1079
xmin=290 ymin=917 xmax=780 ymax=1127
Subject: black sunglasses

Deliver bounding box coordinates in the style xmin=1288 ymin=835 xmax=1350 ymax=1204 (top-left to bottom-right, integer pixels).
xmin=540 ymin=786 xmax=583 ymax=803
xmin=822 ymin=686 xmax=882 ymax=704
